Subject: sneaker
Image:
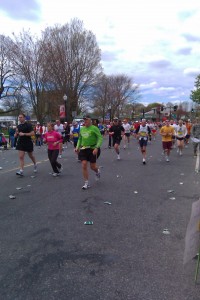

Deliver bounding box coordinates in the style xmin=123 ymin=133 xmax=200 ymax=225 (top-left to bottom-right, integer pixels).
xmin=34 ymin=164 xmax=37 ymax=173
xmin=143 ymin=159 xmax=146 ymax=165
xmin=123 ymin=145 xmax=126 ymax=149
xmin=59 ymin=154 xmax=62 ymax=159
xmin=82 ymin=183 xmax=90 ymax=190
xmin=117 ymin=154 xmax=120 ymax=160
xmin=52 ymin=172 xmax=60 ymax=177
xmin=16 ymin=170 xmax=23 ymax=176
xmin=177 ymin=149 xmax=179 ymax=154
xmin=95 ymin=169 xmax=101 ymax=181
xmin=58 ymin=164 xmax=63 ymax=173
xmin=165 ymin=156 xmax=170 ymax=162
xmin=179 ymin=151 xmax=182 ymax=156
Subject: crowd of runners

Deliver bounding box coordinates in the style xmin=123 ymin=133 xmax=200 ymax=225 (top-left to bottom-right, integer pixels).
xmin=2 ymin=113 xmax=200 ymax=189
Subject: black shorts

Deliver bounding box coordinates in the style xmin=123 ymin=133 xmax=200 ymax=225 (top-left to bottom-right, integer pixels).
xmin=125 ymin=133 xmax=130 ymax=137
xmin=139 ymin=138 xmax=148 ymax=147
xmin=176 ymin=137 xmax=184 ymax=141
xmin=112 ymin=137 xmax=121 ymax=146
xmin=78 ymin=148 xmax=101 ymax=163
xmin=185 ymin=134 xmax=190 ymax=139
xmin=16 ymin=141 xmax=34 ymax=152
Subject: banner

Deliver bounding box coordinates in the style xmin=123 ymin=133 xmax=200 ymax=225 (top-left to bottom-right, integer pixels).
xmin=59 ymin=105 xmax=66 ymax=118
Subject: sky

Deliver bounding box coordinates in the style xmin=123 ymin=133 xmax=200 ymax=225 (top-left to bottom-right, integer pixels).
xmin=0 ymin=0 xmax=200 ymax=106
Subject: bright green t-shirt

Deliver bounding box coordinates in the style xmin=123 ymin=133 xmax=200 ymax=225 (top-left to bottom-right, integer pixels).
xmin=77 ymin=125 xmax=103 ymax=149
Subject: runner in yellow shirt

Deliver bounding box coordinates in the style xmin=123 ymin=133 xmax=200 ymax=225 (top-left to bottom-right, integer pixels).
xmin=160 ymin=120 xmax=175 ymax=162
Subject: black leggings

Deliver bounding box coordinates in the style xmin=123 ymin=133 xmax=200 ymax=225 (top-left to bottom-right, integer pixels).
xmin=48 ymin=149 xmax=61 ymax=173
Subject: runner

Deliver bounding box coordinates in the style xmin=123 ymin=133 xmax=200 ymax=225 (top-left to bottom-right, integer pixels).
xmin=160 ymin=119 xmax=175 ymax=162
xmin=122 ymin=118 xmax=131 ymax=149
xmin=170 ymin=119 xmax=177 ymax=149
xmin=70 ymin=121 xmax=80 ymax=161
xmin=191 ymin=118 xmax=200 ymax=157
xmin=54 ymin=120 xmax=64 ymax=158
xmin=185 ymin=119 xmax=192 ymax=146
xmin=44 ymin=122 xmax=63 ymax=176
xmin=15 ymin=113 xmax=37 ymax=176
xmin=75 ymin=115 xmax=103 ymax=190
xmin=135 ymin=119 xmax=151 ymax=164
xmin=109 ymin=117 xmax=125 ymax=160
xmin=175 ymin=119 xmax=187 ymax=156
xmin=35 ymin=122 xmax=42 ymax=147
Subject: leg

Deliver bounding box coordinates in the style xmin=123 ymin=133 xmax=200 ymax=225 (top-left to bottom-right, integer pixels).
xmin=81 ymin=160 xmax=89 ymax=181
xmin=27 ymin=151 xmax=37 ymax=165
xmin=90 ymin=162 xmax=98 ymax=173
xmin=18 ymin=150 xmax=25 ymax=171
xmin=49 ymin=149 xmax=60 ymax=173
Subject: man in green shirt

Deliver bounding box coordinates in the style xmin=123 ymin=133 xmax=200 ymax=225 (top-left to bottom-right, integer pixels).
xmin=75 ymin=115 xmax=103 ymax=189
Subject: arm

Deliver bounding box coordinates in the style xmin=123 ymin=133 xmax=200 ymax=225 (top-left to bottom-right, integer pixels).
xmin=18 ymin=130 xmax=35 ymax=137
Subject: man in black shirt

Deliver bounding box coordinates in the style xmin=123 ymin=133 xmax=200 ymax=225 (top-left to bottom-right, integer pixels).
xmin=15 ymin=113 xmax=37 ymax=176
xmin=109 ymin=117 xmax=125 ymax=160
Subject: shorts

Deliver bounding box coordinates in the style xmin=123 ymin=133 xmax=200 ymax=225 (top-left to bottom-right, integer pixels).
xmin=152 ymin=129 xmax=156 ymax=133
xmin=176 ymin=137 xmax=184 ymax=141
xmin=16 ymin=141 xmax=34 ymax=152
xmin=78 ymin=148 xmax=101 ymax=163
xmin=162 ymin=141 xmax=172 ymax=150
xmin=125 ymin=133 xmax=130 ymax=137
xmin=139 ymin=138 xmax=148 ymax=147
xmin=185 ymin=134 xmax=190 ymax=139
xmin=112 ymin=137 xmax=121 ymax=146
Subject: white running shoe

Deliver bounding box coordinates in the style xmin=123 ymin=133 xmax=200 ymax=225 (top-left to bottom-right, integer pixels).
xmin=58 ymin=164 xmax=63 ymax=173
xmin=16 ymin=170 xmax=24 ymax=176
xmin=34 ymin=164 xmax=37 ymax=173
xmin=117 ymin=154 xmax=120 ymax=160
xmin=82 ymin=183 xmax=90 ymax=190
xmin=59 ymin=154 xmax=62 ymax=159
xmin=52 ymin=173 xmax=60 ymax=177
xmin=95 ymin=169 xmax=101 ymax=181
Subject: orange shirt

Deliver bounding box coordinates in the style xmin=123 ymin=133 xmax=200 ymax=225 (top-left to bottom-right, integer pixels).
xmin=186 ymin=122 xmax=192 ymax=135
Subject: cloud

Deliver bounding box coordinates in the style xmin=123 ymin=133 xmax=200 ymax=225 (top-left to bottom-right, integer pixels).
xmin=176 ymin=47 xmax=192 ymax=55
xmin=183 ymin=68 xmax=200 ymax=77
xmin=0 ymin=0 xmax=40 ymax=21
xmin=182 ymin=33 xmax=200 ymax=42
xmin=140 ymin=82 xmax=158 ymax=89
xmin=101 ymin=51 xmax=118 ymax=62
xmin=148 ymin=59 xmax=171 ymax=69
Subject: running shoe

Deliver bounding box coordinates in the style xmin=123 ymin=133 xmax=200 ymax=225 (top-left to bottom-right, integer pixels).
xmin=82 ymin=183 xmax=90 ymax=190
xmin=58 ymin=164 xmax=63 ymax=173
xmin=16 ymin=170 xmax=23 ymax=176
xmin=52 ymin=173 xmax=60 ymax=177
xmin=95 ymin=169 xmax=101 ymax=181
xmin=59 ymin=154 xmax=62 ymax=159
xmin=143 ymin=159 xmax=146 ymax=165
xmin=165 ymin=156 xmax=170 ymax=162
xmin=117 ymin=154 xmax=120 ymax=160
xmin=34 ymin=164 xmax=38 ymax=173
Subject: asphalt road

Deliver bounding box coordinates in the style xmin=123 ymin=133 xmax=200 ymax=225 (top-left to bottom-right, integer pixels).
xmin=0 ymin=136 xmax=200 ymax=300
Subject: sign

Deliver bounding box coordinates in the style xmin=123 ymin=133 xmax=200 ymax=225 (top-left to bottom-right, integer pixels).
xmin=59 ymin=105 xmax=65 ymax=118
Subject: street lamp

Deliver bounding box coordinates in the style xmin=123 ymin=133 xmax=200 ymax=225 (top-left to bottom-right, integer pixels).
xmin=63 ymin=94 xmax=67 ymax=121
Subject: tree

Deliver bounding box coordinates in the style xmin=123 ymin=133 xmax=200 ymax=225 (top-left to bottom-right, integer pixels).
xmin=190 ymin=75 xmax=200 ymax=104
xmin=91 ymin=74 xmax=139 ymax=120
xmin=0 ymin=35 xmax=16 ymax=100
xmin=40 ymin=19 xmax=102 ymax=121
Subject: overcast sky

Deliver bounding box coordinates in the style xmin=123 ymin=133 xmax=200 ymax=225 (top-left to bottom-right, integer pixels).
xmin=1 ymin=0 xmax=200 ymax=105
